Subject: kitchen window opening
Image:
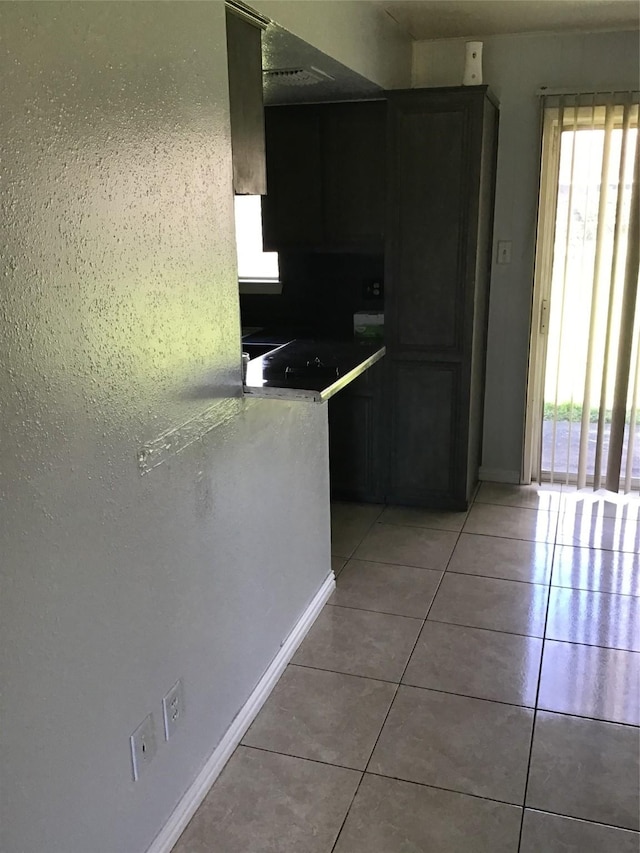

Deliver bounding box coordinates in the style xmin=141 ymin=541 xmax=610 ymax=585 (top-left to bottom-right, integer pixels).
xmin=234 ymin=195 xmax=281 ymax=294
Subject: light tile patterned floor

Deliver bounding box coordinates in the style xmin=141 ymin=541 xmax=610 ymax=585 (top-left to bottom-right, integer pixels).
xmin=172 ymin=484 xmax=640 ymax=853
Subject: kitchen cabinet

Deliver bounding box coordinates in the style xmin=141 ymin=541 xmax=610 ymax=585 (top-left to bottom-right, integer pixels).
xmin=329 ymin=359 xmax=386 ymax=502
xmin=385 ymin=86 xmax=498 ymax=510
xmin=226 ymin=8 xmax=266 ymax=195
xmin=262 ymin=101 xmax=386 ymax=251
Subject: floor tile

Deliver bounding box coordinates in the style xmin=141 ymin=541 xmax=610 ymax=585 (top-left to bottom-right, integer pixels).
xmin=291 ymin=605 xmax=422 ymax=682
xmin=546 ymin=587 xmax=640 ymax=651
xmin=331 ymin=501 xmax=383 ymax=558
xmin=427 ymin=573 xmax=549 ymax=637
xmin=557 ymin=507 xmax=640 ymax=552
xmin=368 ymin=686 xmax=533 ymax=804
xmin=171 ymin=747 xmax=360 ymax=853
xmin=476 ymin=482 xmax=563 ymax=511
xmin=527 ymin=711 xmax=640 ymax=831
xmin=333 ymin=774 xmax=522 ymax=853
xmin=403 ymin=621 xmax=542 ymax=707
xmin=353 ymin=523 xmax=458 ymax=570
xmin=463 ymin=503 xmax=558 ymax=543
xmin=242 ymin=665 xmax=395 ymax=770
xmin=329 ymin=559 xmax=442 ymax=618
xmin=520 ymin=810 xmax=640 ymax=853
xmin=552 ymin=544 xmax=640 ymax=596
xmin=538 ymin=640 xmax=640 ymax=725
xmin=448 ymin=533 xmax=554 ymax=584
xmin=331 ymin=556 xmax=347 ymax=577
xmin=379 ymin=505 xmax=467 ymax=531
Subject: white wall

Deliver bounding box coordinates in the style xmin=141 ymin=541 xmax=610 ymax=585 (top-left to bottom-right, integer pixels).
xmin=0 ymin=4 xmax=331 ymax=852
xmin=254 ymin=0 xmax=412 ymax=88
xmin=414 ymin=29 xmax=640 ymax=482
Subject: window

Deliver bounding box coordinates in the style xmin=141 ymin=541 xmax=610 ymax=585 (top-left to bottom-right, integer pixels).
xmin=234 ymin=195 xmax=281 ymax=293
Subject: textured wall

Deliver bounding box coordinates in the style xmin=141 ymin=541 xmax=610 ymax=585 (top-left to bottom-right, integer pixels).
xmin=413 ymin=30 xmax=640 ymax=481
xmin=0 ymin=4 xmax=330 ymax=852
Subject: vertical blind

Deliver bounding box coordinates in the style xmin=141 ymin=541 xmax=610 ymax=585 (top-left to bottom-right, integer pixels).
xmin=539 ymin=90 xmax=639 ymax=493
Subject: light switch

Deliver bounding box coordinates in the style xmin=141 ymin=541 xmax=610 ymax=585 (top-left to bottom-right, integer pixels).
xmin=497 ymin=241 xmax=512 ymax=264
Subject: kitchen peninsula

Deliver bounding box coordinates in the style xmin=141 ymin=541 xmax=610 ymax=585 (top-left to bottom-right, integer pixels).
xmin=243 ymin=339 xmax=386 ymax=402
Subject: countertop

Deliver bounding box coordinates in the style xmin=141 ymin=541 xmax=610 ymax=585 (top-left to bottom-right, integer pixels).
xmin=243 ymin=339 xmax=386 ymax=402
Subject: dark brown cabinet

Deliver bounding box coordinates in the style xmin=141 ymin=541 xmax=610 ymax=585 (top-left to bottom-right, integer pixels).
xmin=261 ymin=107 xmax=323 ymax=248
xmin=256 ymin=87 xmax=498 ymax=509
xmin=262 ymin=101 xmax=386 ymax=251
xmin=226 ymin=9 xmax=266 ymax=195
xmin=385 ymin=86 xmax=498 ymax=510
xmin=329 ymin=360 xmax=385 ymax=502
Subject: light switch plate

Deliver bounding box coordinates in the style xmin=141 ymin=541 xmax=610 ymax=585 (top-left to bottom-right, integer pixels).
xmin=130 ymin=713 xmax=157 ymax=781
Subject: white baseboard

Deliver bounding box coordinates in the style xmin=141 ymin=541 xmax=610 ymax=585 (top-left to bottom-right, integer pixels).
xmin=479 ymin=467 xmax=521 ymax=485
xmin=146 ymin=572 xmax=336 ymax=853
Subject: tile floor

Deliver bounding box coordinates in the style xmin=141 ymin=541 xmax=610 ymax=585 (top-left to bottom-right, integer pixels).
xmin=172 ymin=483 xmax=640 ymax=852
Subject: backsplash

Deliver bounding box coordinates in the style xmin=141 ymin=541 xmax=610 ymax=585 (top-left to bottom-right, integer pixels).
xmin=240 ymin=252 xmax=384 ymax=339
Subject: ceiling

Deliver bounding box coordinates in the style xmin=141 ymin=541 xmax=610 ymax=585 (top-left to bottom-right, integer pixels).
xmin=379 ymin=0 xmax=640 ymax=40
xmin=260 ymin=0 xmax=639 ymax=106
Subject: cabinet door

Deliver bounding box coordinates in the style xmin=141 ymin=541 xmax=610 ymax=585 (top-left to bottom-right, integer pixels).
xmin=328 ymin=362 xmax=385 ymax=502
xmin=387 ymin=361 xmax=466 ymax=509
xmin=226 ymin=10 xmax=266 ymax=195
xmin=261 ymin=106 xmax=323 ymax=250
xmin=387 ymin=95 xmax=477 ymax=355
xmin=323 ymin=102 xmax=386 ymax=249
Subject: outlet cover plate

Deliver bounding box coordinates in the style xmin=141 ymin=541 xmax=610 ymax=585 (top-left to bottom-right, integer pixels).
xmin=130 ymin=713 xmax=157 ymax=781
xmin=162 ymin=678 xmax=185 ymax=740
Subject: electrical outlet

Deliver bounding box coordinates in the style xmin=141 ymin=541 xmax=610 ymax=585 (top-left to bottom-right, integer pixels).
xmin=130 ymin=713 xmax=157 ymax=781
xmin=363 ymin=280 xmax=384 ymax=300
xmin=162 ymin=678 xmax=185 ymax=740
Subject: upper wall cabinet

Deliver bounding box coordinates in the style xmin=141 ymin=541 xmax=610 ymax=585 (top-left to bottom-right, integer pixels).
xmin=226 ymin=8 xmax=266 ymax=195
xmin=262 ymin=101 xmax=386 ymax=251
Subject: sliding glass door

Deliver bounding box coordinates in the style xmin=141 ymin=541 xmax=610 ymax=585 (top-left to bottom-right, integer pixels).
xmin=525 ymin=92 xmax=639 ymax=494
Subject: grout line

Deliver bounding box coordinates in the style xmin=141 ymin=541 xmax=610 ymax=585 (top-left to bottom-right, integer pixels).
xmin=334 ymin=553 xmax=453 ymax=571
xmin=539 ymin=637 xmax=640 ymax=656
xmin=425 ymin=616 xmax=545 ymax=641
xmin=516 ymin=523 xmax=558 ymax=853
xmin=550 ymin=581 xmax=640 ymax=598
xmin=329 ymin=771 xmax=366 ymax=853
xmin=519 ymin=805 xmax=640 ymax=834
xmin=326 ymin=602 xmax=433 ymax=620
xmin=289 ymin=662 xmax=640 ymax=727
xmin=242 ymin=743 xmax=366 ymax=775
xmin=376 ymin=521 xmax=467 ymax=533
xmin=330 ymin=556 xmax=460 ymax=848
xmin=290 ymin=662 xmax=401 ymax=686
xmin=443 ymin=570 xmax=551 ymax=588
xmin=326 ymin=503 xmax=391 ymax=853
xmin=398 ymin=683 xmax=537 ymax=711
xmin=534 ymin=707 xmax=640 ymax=729
xmin=473 ymin=500 xmax=562 ymax=514
xmin=359 ymin=520 xmax=467 ymax=782
xmin=363 ymin=770 xmax=525 ymax=810
xmin=458 ymin=530 xmax=558 ymax=545
xmin=547 ymin=585 xmax=640 ymax=601
xmin=331 ymin=501 xmax=388 ymax=564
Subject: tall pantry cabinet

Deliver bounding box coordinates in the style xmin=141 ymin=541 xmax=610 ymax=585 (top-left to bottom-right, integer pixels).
xmin=385 ymin=86 xmax=499 ymax=510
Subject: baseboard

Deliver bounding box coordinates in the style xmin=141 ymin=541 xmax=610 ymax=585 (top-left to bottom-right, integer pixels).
xmin=479 ymin=467 xmax=521 ymax=485
xmin=146 ymin=571 xmax=336 ymax=853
